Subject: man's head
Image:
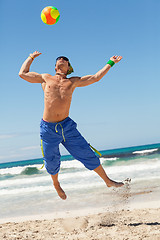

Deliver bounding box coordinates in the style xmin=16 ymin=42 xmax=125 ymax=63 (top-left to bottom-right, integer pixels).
xmin=55 ymin=56 xmax=74 ymax=75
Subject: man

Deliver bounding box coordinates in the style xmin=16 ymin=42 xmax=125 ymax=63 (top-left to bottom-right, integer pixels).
xmin=19 ymin=51 xmax=124 ymax=200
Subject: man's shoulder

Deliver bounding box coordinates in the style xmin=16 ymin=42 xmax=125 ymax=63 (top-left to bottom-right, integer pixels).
xmin=42 ymin=73 xmax=56 ymax=80
xmin=68 ymin=76 xmax=80 ymax=82
xmin=42 ymin=73 xmax=54 ymax=77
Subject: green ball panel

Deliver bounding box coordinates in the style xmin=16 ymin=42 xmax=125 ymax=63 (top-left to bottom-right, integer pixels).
xmin=48 ymin=6 xmax=57 ymax=10
xmin=56 ymin=15 xmax=60 ymax=23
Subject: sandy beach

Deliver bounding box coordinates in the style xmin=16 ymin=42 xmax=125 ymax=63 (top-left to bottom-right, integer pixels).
xmin=1 ymin=145 xmax=160 ymax=239
xmin=1 ymin=170 xmax=160 ymax=240
xmin=0 ymin=207 xmax=160 ymax=240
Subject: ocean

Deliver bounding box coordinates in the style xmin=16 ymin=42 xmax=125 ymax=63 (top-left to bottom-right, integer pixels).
xmin=0 ymin=143 xmax=160 ymax=220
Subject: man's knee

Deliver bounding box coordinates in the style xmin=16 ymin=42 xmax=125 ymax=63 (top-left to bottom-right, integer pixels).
xmin=45 ymin=160 xmax=60 ymax=175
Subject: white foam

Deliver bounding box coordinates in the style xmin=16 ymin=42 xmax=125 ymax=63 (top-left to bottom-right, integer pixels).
xmin=0 ymin=181 xmax=104 ymax=196
xmin=63 ymin=182 xmax=103 ymax=191
xmin=130 ymin=175 xmax=160 ymax=183
xmin=0 ymin=176 xmax=50 ymax=187
xmin=1 ymin=160 xmax=160 ymax=196
xmin=61 ymin=159 xmax=85 ymax=169
xmin=133 ymin=148 xmax=158 ymax=155
xmin=0 ymin=170 xmax=91 ymax=188
xmin=0 ymin=186 xmax=53 ymax=196
xmin=100 ymin=157 xmax=119 ymax=163
xmin=0 ymin=166 xmax=25 ymax=175
xmin=0 ymin=164 xmax=45 ymax=175
xmin=61 ymin=157 xmax=118 ymax=169
xmin=0 ymin=160 xmax=87 ymax=176
xmin=106 ymin=160 xmax=160 ymax=175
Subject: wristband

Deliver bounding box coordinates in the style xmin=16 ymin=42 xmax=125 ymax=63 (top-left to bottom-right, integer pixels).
xmin=29 ymin=55 xmax=34 ymax=60
xmin=107 ymin=60 xmax=115 ymax=67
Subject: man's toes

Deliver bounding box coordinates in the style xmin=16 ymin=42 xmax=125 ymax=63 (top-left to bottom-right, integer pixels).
xmin=61 ymin=193 xmax=67 ymax=200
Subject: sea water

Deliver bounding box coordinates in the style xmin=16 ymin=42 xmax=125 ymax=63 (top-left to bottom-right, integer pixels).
xmin=0 ymin=143 xmax=160 ymax=220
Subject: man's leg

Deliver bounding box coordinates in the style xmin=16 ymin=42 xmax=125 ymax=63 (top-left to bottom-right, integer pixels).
xmin=51 ymin=173 xmax=67 ymax=200
xmin=63 ymin=123 xmax=124 ymax=188
xmin=40 ymin=119 xmax=67 ymax=200
xmin=41 ymin=142 xmax=66 ymax=199
xmin=94 ymin=164 xmax=124 ymax=187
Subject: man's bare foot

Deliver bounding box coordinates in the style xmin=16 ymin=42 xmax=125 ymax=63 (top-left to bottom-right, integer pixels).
xmin=106 ymin=179 xmax=124 ymax=188
xmin=53 ymin=182 xmax=67 ymax=200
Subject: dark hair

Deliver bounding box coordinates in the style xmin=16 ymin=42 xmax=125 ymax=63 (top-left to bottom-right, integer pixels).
xmin=56 ymin=56 xmax=70 ymax=66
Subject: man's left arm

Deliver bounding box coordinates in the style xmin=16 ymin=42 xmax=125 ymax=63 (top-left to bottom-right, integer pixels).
xmin=73 ymin=55 xmax=122 ymax=87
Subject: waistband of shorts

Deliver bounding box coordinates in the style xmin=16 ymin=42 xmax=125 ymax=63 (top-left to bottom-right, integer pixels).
xmin=41 ymin=117 xmax=71 ymax=126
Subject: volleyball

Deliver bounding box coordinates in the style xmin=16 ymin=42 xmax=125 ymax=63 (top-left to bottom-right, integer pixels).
xmin=41 ymin=6 xmax=60 ymax=25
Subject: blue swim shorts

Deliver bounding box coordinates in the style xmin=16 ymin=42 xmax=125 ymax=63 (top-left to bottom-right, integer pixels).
xmin=40 ymin=117 xmax=100 ymax=175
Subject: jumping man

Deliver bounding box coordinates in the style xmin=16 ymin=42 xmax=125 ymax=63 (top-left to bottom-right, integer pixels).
xmin=19 ymin=52 xmax=124 ymax=200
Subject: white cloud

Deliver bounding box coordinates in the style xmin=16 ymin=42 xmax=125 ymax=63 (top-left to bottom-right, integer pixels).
xmin=20 ymin=146 xmax=40 ymax=151
xmin=0 ymin=153 xmax=25 ymax=160
xmin=0 ymin=134 xmax=15 ymax=139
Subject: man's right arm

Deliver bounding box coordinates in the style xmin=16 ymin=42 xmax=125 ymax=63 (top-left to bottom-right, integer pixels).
xmin=72 ymin=56 xmax=123 ymax=88
xmin=19 ymin=51 xmax=45 ymax=83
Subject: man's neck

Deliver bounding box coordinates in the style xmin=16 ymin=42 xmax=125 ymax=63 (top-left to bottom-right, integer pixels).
xmin=56 ymin=72 xmax=67 ymax=78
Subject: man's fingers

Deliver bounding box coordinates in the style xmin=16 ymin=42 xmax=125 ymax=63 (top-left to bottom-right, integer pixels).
xmin=110 ymin=55 xmax=123 ymax=63
xmin=31 ymin=51 xmax=42 ymax=58
xmin=113 ymin=55 xmax=119 ymax=60
xmin=117 ymin=56 xmax=123 ymax=62
xmin=33 ymin=51 xmax=42 ymax=55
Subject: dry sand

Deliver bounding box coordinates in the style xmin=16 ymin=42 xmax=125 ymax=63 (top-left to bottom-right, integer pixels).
xmin=0 ymin=208 xmax=160 ymax=240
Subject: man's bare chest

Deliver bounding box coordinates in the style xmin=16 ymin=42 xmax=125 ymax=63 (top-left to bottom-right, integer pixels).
xmin=45 ymin=80 xmax=74 ymax=99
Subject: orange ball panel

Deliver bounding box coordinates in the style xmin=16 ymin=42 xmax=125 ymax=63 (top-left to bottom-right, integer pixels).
xmin=46 ymin=14 xmax=56 ymax=25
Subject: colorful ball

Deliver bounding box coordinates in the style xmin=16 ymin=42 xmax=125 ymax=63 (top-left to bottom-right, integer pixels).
xmin=41 ymin=6 xmax=60 ymax=25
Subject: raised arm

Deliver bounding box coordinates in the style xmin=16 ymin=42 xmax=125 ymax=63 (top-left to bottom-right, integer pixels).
xmin=73 ymin=56 xmax=122 ymax=87
xmin=19 ymin=51 xmax=45 ymax=83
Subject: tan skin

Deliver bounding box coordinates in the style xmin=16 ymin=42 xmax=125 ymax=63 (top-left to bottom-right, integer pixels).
xmin=19 ymin=51 xmax=124 ymax=200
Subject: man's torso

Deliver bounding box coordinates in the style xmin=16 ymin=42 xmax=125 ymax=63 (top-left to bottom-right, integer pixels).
xmin=42 ymin=74 xmax=77 ymax=122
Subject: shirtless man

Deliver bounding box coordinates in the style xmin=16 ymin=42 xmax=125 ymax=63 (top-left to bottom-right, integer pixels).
xmin=19 ymin=51 xmax=124 ymax=200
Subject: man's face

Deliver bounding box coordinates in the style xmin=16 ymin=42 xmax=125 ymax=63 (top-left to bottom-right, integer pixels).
xmin=56 ymin=56 xmax=70 ymax=70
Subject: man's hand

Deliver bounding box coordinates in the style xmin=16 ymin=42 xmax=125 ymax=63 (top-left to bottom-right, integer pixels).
xmin=30 ymin=51 xmax=42 ymax=59
xmin=110 ymin=55 xmax=122 ymax=63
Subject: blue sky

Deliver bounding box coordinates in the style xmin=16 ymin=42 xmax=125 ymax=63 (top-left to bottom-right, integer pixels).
xmin=0 ymin=0 xmax=160 ymax=163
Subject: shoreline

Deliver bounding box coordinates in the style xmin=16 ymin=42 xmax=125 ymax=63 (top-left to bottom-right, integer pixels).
xmin=1 ymin=198 xmax=160 ymax=224
xmin=1 ymin=177 xmax=160 ymax=228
